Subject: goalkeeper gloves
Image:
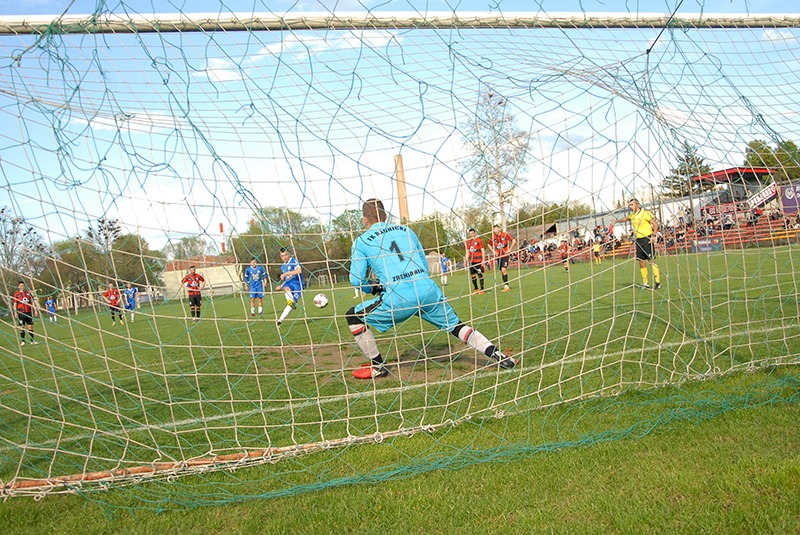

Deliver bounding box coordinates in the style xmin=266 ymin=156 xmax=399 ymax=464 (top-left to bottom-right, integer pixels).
xmin=367 ymin=280 xmax=384 ymax=295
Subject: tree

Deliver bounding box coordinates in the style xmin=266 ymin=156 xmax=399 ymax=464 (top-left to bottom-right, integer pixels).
xmin=86 ymin=217 xmax=122 ymax=277
xmin=0 ymin=208 xmax=50 ymax=310
xmin=163 ymin=236 xmax=210 ymax=260
xmin=38 ymin=238 xmax=98 ymax=297
xmin=513 ymin=201 xmax=592 ymax=227
xmin=229 ymin=207 xmax=315 ymax=266
xmin=324 ymin=209 xmax=363 ymax=271
xmin=109 ymin=234 xmax=165 ymax=286
xmin=0 ymin=207 xmax=50 ymax=279
xmin=408 ymin=215 xmax=450 ymax=253
xmin=40 ymin=233 xmax=165 ymax=299
xmin=460 ymin=88 xmax=531 ymax=230
xmin=744 ymin=139 xmax=800 ymax=181
xmin=252 ymin=207 xmax=317 ymax=236
xmin=229 ymin=207 xmax=328 ymax=283
xmin=86 ymin=217 xmax=121 ymax=254
xmin=744 ymin=139 xmax=779 ymax=170
xmin=661 ymin=141 xmax=713 ymax=197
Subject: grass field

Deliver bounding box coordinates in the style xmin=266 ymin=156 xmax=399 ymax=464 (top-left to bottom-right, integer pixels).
xmin=0 ymin=376 xmax=797 ymax=533
xmin=0 ymin=246 xmax=798 ymax=517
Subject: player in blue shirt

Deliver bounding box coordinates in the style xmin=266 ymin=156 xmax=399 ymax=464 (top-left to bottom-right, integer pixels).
xmin=123 ymin=283 xmax=139 ymax=323
xmin=276 ymin=247 xmax=304 ymax=326
xmin=439 ymin=252 xmax=450 ymax=286
xmin=244 ymin=258 xmax=267 ymax=317
xmin=345 ymin=198 xmax=517 ymax=379
xmin=44 ymin=296 xmax=57 ymax=323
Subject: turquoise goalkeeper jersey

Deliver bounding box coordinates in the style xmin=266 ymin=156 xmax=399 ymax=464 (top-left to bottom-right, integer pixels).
xmin=349 ymin=221 xmax=459 ymax=332
xmin=350 ymin=221 xmax=429 ymax=291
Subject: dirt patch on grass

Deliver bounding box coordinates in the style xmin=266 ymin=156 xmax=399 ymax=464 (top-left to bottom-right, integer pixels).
xmin=251 ymin=342 xmax=485 ymax=384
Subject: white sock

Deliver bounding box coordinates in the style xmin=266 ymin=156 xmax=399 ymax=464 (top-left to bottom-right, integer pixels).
xmin=354 ymin=328 xmax=380 ymax=360
xmin=258 ymin=306 xmax=263 ymax=314
xmin=458 ymin=326 xmax=493 ymax=355
xmin=278 ymin=305 xmax=293 ymax=322
xmin=251 ymin=307 xmax=255 ymax=314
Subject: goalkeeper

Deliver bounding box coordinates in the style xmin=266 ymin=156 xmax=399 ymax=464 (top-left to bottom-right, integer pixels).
xmin=614 ymin=198 xmax=662 ymax=290
xmin=345 ymin=198 xmax=517 ymax=379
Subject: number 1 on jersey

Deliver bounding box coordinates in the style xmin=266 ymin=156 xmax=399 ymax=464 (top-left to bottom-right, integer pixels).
xmin=389 ymin=240 xmax=405 ymax=261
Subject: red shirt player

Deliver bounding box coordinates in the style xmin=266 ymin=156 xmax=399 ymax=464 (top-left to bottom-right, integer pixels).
xmin=181 ymin=265 xmax=206 ymax=322
xmin=488 ymin=225 xmax=516 ymax=292
xmin=103 ymin=283 xmax=124 ymax=325
xmin=466 ymin=228 xmax=485 ymax=294
xmin=13 ymin=281 xmax=38 ymax=346
xmin=558 ymin=240 xmax=570 ymax=272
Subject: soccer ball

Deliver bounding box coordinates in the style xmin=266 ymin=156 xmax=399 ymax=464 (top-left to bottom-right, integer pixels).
xmin=313 ymin=293 xmax=329 ymax=308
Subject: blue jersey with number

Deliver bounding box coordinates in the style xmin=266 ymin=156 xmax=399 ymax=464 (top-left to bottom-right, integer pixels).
xmin=350 ymin=222 xmax=459 ymax=332
xmin=280 ymin=257 xmax=304 ymax=292
xmin=45 ymin=298 xmax=56 ymax=313
xmin=244 ymin=265 xmax=267 ymax=292
xmin=350 ymin=222 xmax=429 ymax=290
xmin=124 ymin=287 xmax=138 ymax=309
xmin=440 ymin=256 xmax=449 ymax=274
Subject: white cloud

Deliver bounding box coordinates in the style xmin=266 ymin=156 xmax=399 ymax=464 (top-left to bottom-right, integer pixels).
xmin=194 ymin=57 xmax=245 ymax=83
xmin=764 ymin=29 xmax=797 ymax=43
xmin=253 ymin=29 xmax=399 ymax=60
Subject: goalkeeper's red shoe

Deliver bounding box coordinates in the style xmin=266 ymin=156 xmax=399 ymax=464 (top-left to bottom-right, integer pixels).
xmin=352 ymin=363 xmax=389 ymax=379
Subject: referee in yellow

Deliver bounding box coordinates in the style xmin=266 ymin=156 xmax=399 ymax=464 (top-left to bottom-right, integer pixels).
xmin=614 ymin=198 xmax=662 ymax=289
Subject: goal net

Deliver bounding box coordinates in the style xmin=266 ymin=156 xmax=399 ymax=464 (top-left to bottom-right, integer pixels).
xmin=0 ymin=4 xmax=798 ymax=507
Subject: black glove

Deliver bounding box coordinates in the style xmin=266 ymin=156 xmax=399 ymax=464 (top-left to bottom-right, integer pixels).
xmin=367 ymin=279 xmax=384 ymax=295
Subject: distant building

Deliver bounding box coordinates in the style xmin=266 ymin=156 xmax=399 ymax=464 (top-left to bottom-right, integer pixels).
xmin=692 ymin=167 xmax=775 ymax=203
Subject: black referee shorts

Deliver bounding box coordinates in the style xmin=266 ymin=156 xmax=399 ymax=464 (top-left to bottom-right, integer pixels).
xmin=634 ymin=237 xmax=654 ymax=261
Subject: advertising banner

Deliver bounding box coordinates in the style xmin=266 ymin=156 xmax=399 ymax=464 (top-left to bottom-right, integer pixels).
xmin=780 ymin=182 xmax=800 ymax=214
xmin=691 ymin=237 xmax=723 ymax=253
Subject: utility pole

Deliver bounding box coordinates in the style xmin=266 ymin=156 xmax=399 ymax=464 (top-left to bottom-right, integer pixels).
xmin=395 ymin=154 xmax=410 ymax=223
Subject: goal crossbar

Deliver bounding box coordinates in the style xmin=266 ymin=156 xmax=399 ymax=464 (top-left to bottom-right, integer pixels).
xmin=1 ymin=12 xmax=800 ymax=36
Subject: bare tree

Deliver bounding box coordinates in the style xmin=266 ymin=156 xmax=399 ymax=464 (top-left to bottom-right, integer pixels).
xmin=0 ymin=208 xmax=50 ymax=311
xmin=164 ymin=236 xmax=210 ymax=260
xmin=0 ymin=207 xmax=49 ymax=279
xmin=85 ymin=217 xmax=121 ymax=278
xmin=460 ymin=89 xmax=531 ymax=230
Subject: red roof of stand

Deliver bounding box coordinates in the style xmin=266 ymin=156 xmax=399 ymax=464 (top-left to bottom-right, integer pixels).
xmin=693 ymin=167 xmax=773 ymax=183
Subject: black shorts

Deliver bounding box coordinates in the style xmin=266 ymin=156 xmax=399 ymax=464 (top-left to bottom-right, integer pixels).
xmin=635 ymin=237 xmax=654 ymax=261
xmin=495 ymin=256 xmax=510 ymax=270
xmin=469 ymin=262 xmax=484 ymax=276
xmin=108 ymin=305 xmax=121 ymax=315
xmin=17 ymin=312 xmax=33 ymax=326
xmin=189 ymin=294 xmax=202 ymax=308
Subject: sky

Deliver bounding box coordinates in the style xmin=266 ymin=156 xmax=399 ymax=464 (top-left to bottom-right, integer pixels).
xmin=0 ymin=0 xmax=799 ymax=255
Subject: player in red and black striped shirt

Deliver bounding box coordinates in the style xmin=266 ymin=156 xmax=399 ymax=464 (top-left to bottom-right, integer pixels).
xmin=181 ymin=265 xmax=206 ymax=322
xmin=488 ymin=225 xmax=516 ymax=292
xmin=13 ymin=281 xmax=38 ymax=346
xmin=465 ymin=228 xmax=485 ymax=294
xmin=102 ymin=282 xmax=124 ymax=326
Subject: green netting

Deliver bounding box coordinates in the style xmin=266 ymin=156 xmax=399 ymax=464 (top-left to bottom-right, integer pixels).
xmin=0 ymin=2 xmax=798 ymax=509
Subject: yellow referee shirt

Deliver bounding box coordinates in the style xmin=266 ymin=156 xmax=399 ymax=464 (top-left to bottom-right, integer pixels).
xmin=629 ymin=209 xmax=655 ymax=239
